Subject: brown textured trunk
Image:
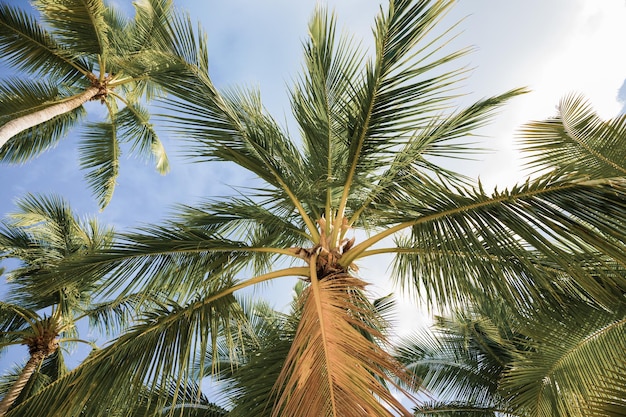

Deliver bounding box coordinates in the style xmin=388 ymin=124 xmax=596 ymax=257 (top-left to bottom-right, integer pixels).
xmin=0 ymin=350 xmax=46 ymax=417
xmin=0 ymin=86 xmax=100 ymax=150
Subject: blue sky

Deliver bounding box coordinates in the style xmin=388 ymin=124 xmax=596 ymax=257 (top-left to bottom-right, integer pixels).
xmin=1 ymin=0 xmax=626 ymax=371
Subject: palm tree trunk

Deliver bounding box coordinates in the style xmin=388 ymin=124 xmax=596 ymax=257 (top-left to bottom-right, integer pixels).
xmin=0 ymin=86 xmax=101 ymax=150
xmin=0 ymin=350 xmax=46 ymax=417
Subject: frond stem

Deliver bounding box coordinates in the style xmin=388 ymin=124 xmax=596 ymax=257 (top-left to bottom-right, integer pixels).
xmin=308 ymin=252 xmax=339 ymax=417
xmin=340 ymin=179 xmax=610 ymax=267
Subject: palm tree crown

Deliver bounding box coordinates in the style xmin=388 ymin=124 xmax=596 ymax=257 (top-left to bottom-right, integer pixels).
xmin=0 ymin=0 xmax=184 ymax=208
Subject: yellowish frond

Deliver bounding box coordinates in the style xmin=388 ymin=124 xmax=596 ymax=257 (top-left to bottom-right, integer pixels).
xmin=272 ymin=273 xmax=415 ymax=417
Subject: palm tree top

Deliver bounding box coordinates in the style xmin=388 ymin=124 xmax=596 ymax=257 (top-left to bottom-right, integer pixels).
xmin=0 ymin=0 xmax=181 ymax=208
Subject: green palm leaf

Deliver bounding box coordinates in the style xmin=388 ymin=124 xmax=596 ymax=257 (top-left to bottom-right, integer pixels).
xmin=0 ymin=3 xmax=87 ymax=82
xmin=79 ymin=121 xmax=120 ymax=209
xmin=117 ymin=103 xmax=169 ymax=174
xmin=366 ymin=174 xmax=626 ymax=308
xmin=520 ymin=93 xmax=626 ymax=177
xmin=502 ymin=301 xmax=626 ymax=417
xmin=34 ymin=0 xmax=107 ymax=56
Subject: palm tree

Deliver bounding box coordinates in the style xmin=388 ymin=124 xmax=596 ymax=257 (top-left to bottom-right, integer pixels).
xmin=0 ymin=0 xmax=184 ymax=208
xmin=5 ymin=1 xmax=626 ymax=416
xmin=0 ymin=193 xmax=140 ymax=416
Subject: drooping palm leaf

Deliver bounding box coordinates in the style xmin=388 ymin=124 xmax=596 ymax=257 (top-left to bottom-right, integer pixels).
xmin=274 ymin=273 xmax=415 ymax=417
xmin=116 ymin=102 xmax=170 ymax=174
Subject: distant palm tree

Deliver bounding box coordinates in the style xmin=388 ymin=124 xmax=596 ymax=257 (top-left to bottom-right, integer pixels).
xmin=0 ymin=0 xmax=184 ymax=208
xmin=5 ymin=1 xmax=625 ymax=416
xmin=0 ymin=194 xmax=138 ymax=416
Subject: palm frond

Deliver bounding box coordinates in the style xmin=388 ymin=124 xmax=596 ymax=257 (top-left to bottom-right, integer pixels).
xmin=350 ymin=88 xmax=527 ymax=226
xmin=353 ymin=173 xmax=626 ymax=309
xmin=290 ymin=6 xmax=366 ymax=214
xmin=336 ymin=0 xmax=468 ymax=213
xmin=78 ymin=121 xmax=120 ymax=209
xmin=274 ymin=274 xmax=414 ymax=417
xmin=34 ymin=0 xmax=107 ymax=57
xmin=519 ymin=93 xmax=626 ymax=177
xmin=501 ymin=302 xmax=626 ymax=417
xmin=117 ymin=102 xmax=170 ymax=174
xmin=587 ymin=362 xmax=626 ymax=417
xmin=396 ymin=311 xmax=517 ymax=409
xmin=219 ymin=304 xmax=296 ymax=417
xmin=0 ymin=3 xmax=87 ymax=82
xmin=150 ymin=13 xmax=323 ymax=239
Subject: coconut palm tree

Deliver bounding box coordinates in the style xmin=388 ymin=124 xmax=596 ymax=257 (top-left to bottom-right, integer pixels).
xmin=0 ymin=0 xmax=184 ymax=208
xmin=5 ymin=1 xmax=626 ymax=416
xmin=0 ymin=193 xmax=142 ymax=416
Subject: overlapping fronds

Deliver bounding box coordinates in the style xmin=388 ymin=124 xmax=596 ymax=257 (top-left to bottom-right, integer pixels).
xmin=587 ymin=362 xmax=626 ymax=417
xmin=129 ymin=378 xmax=229 ymax=417
xmin=384 ymin=173 xmax=626 ymax=309
xmin=214 ymin=303 xmax=297 ymax=417
xmin=502 ymin=301 xmax=626 ymax=417
xmin=0 ymin=3 xmax=87 ymax=82
xmin=0 ymin=193 xmax=114 ymax=308
xmin=35 ymin=0 xmax=107 ymax=56
xmin=84 ymin=293 xmax=150 ymax=337
xmin=5 ymin=292 xmax=248 ymax=417
xmin=351 ymin=88 xmax=528 ymax=227
xmin=396 ymin=309 xmax=520 ymax=416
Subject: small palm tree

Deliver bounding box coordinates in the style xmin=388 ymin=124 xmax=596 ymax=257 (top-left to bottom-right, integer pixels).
xmin=0 ymin=194 xmax=139 ymax=416
xmin=0 ymin=0 xmax=182 ymax=208
xmin=5 ymin=1 xmax=625 ymax=416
